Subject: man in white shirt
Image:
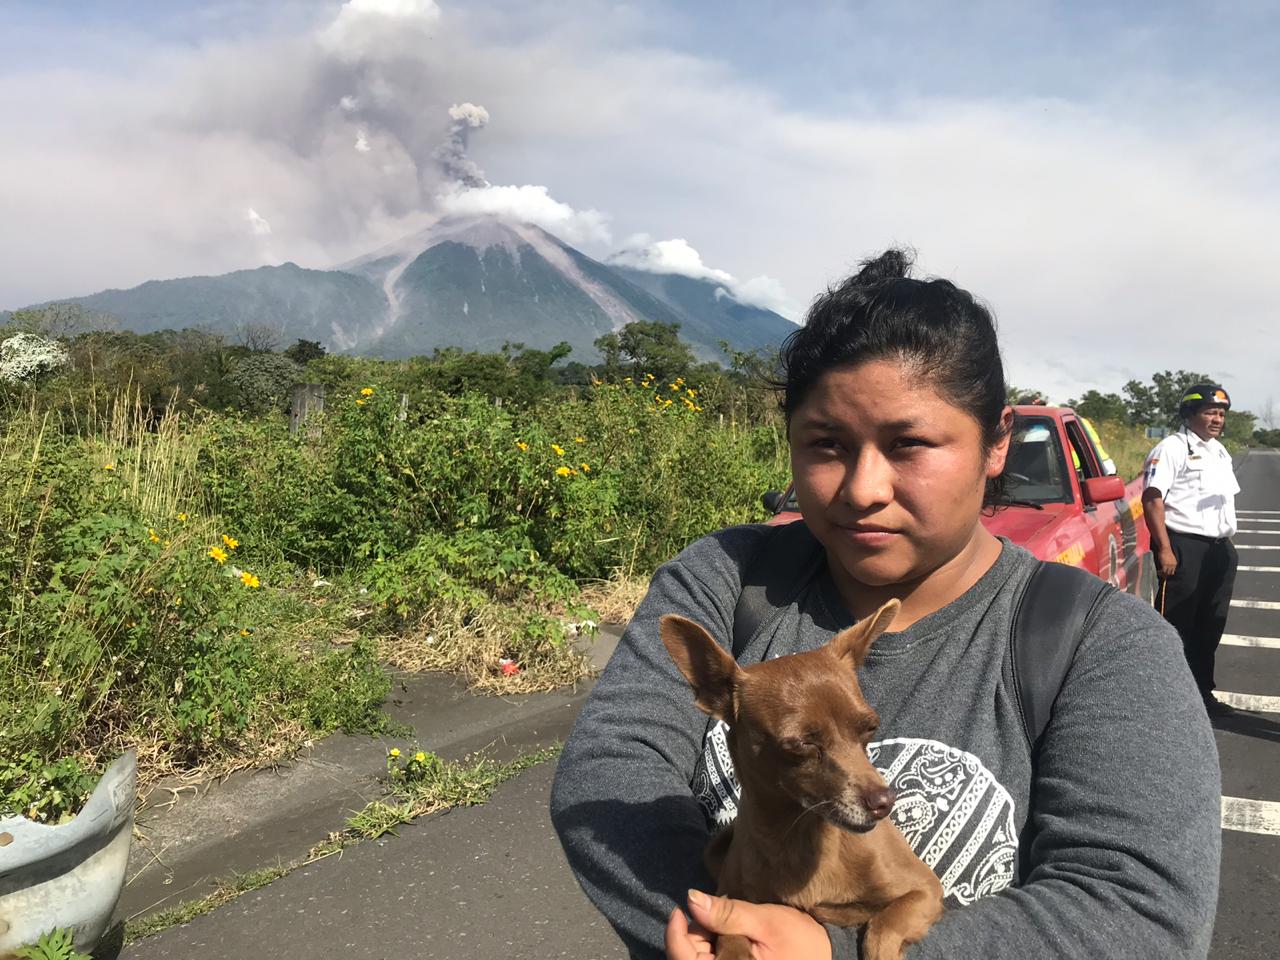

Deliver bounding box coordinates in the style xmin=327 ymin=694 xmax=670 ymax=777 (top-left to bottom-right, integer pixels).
xmin=1141 ymin=383 xmax=1241 ymax=717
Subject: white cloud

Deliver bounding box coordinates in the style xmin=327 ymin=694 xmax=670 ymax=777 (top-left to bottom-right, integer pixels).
xmin=319 ymin=0 xmax=441 ymax=60
xmin=245 ymin=207 xmax=272 ymax=235
xmin=609 ymin=235 xmax=795 ymax=316
xmin=610 ymin=236 xmax=732 ymax=284
xmin=2 ymin=1 xmax=1278 ymax=408
xmin=436 ymin=183 xmax=611 ymax=246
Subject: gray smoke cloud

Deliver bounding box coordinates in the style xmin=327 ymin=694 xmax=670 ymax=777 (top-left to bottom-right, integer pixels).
xmin=435 ymin=102 xmax=491 ymax=187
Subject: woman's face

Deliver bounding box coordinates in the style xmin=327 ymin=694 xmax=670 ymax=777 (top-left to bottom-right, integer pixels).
xmin=789 ymin=358 xmax=1010 ymax=589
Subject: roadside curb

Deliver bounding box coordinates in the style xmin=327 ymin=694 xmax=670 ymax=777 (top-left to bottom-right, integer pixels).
xmin=117 ymin=625 xmax=622 ymax=928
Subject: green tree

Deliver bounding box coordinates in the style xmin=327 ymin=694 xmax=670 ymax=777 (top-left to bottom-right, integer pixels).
xmin=227 ymin=353 xmax=303 ymax=415
xmin=1225 ymin=409 xmax=1256 ymax=443
xmin=284 ymin=339 xmax=328 ymax=365
xmin=1067 ymin=389 xmax=1128 ymax=424
xmin=1123 ymin=370 xmax=1215 ymax=427
xmin=594 ymin=320 xmax=695 ymax=382
xmin=1007 ymin=386 xmax=1048 ymax=405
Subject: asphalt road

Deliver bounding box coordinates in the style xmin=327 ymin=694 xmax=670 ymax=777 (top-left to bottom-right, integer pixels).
xmin=1208 ymin=450 xmax=1280 ymax=960
xmin=120 ymin=453 xmax=1280 ymax=960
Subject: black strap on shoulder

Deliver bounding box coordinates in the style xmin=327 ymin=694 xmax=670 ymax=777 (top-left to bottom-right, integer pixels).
xmin=1011 ymin=561 xmax=1113 ymax=750
xmin=732 ymin=521 xmax=825 ymax=658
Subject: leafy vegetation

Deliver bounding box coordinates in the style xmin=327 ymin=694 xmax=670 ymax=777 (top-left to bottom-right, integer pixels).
xmin=14 ymin=929 xmax=92 ymax=960
xmin=0 ymin=317 xmax=787 ymax=814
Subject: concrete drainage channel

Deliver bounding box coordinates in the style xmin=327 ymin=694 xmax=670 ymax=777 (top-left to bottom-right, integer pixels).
xmin=115 ymin=625 xmax=621 ymax=944
xmin=0 ymin=752 xmax=137 ymax=956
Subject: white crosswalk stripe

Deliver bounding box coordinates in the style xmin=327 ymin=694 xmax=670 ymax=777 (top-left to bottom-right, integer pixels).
xmin=1222 ymin=797 xmax=1280 ymax=836
xmin=1216 ymin=691 xmax=1280 ymax=713
xmin=1220 ymin=634 xmax=1280 ymax=649
xmin=1238 ymin=566 xmax=1280 ymax=573
xmin=1236 ymin=530 xmax=1280 ymax=536
xmin=1231 ymin=599 xmax=1280 ymax=610
xmin=1237 ymin=519 xmax=1280 ymax=524
xmin=1239 ymin=509 xmax=1280 ymax=515
xmin=1236 ymin=545 xmax=1280 ymax=550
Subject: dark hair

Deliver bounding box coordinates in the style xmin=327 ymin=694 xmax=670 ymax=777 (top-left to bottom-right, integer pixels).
xmin=777 ymin=248 xmax=1011 ymax=506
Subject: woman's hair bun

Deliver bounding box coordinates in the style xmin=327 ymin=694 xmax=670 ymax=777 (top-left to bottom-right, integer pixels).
xmin=850 ymin=248 xmax=914 ymax=287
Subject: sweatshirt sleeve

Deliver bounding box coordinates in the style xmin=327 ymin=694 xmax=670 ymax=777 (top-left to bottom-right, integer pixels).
xmin=549 ymin=528 xmax=761 ymax=960
xmin=827 ymin=590 xmax=1221 ymax=960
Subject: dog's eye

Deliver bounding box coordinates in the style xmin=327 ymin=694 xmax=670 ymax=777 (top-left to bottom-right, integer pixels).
xmin=778 ymin=737 xmax=820 ymax=761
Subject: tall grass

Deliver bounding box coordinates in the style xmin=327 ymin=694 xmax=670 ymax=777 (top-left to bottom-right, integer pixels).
xmin=2 ymin=376 xmax=788 ymax=801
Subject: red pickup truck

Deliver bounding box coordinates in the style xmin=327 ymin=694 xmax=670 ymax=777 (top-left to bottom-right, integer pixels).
xmin=764 ymin=406 xmax=1155 ymax=602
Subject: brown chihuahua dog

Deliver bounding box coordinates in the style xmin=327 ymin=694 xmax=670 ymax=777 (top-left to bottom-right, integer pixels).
xmin=660 ymin=600 xmax=943 ymax=960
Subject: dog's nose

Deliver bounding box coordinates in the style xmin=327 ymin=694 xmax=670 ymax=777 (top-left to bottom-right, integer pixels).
xmin=863 ymin=787 xmax=895 ymax=820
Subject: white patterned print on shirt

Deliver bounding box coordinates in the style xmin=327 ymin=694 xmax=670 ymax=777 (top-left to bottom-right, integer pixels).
xmin=692 ymin=729 xmax=1016 ymax=906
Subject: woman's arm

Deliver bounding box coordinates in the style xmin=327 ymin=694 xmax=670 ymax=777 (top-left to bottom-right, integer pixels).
xmin=550 ymin=529 xmax=762 ymax=959
xmin=880 ymin=590 xmax=1220 ymax=959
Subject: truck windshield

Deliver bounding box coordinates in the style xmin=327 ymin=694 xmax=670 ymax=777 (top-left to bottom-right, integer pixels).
xmin=1005 ymin=416 xmax=1073 ymax=505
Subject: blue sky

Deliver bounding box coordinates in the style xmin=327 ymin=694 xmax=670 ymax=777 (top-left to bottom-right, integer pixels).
xmin=2 ymin=0 xmax=1278 ymax=408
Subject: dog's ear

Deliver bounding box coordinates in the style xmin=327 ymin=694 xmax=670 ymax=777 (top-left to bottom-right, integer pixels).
xmin=659 ymin=614 xmax=741 ymax=722
xmin=828 ymin=599 xmax=900 ymax=667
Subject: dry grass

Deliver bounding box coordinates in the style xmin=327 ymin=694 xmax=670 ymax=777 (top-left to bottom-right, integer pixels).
xmin=1095 ymin=420 xmax=1155 ymax=481
xmin=377 ymin=604 xmax=592 ymax=694
xmin=577 ymin=571 xmax=647 ymax=624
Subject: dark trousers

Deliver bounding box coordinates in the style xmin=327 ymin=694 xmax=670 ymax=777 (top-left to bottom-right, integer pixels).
xmin=1160 ymin=530 xmax=1238 ymax=698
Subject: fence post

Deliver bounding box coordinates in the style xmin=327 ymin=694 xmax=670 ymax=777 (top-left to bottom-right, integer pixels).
xmin=290 ymin=383 xmax=325 ymax=437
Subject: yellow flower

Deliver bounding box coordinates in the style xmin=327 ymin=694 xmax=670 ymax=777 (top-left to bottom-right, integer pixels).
xmin=361 ymin=387 xmax=375 ymax=396
xmin=515 ymin=440 xmax=529 ymax=452
xmin=102 ymin=463 xmax=115 ymax=471
xmin=389 ymin=748 xmax=401 ymax=758
xmin=574 ymin=436 xmax=585 ymax=443
xmin=552 ymin=444 xmax=565 ymax=456
xmin=173 ymin=596 xmax=183 ymax=607
xmin=555 ymin=466 xmax=572 ymax=477
xmin=222 ymin=534 xmax=239 ymax=550
xmin=209 ymin=546 xmax=228 ymax=564
xmin=623 ymin=376 xmax=633 ymax=382
xmin=414 ymin=751 xmax=427 ymax=763
xmin=670 ymin=383 xmax=679 ymax=391
xmin=356 ymin=398 xmax=367 ymax=406
xmin=240 ymin=571 xmax=260 ymax=589
xmin=581 ymin=463 xmax=591 ymax=473
xmin=240 ymin=628 xmax=251 ymax=637
xmin=686 ymin=388 xmax=697 ymax=398
xmin=177 ymin=512 xmax=189 ymax=522
xmin=148 ymin=528 xmax=161 ymax=543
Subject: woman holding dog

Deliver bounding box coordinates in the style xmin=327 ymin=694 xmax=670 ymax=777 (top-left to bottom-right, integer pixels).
xmin=551 ymin=250 xmax=1220 ymax=959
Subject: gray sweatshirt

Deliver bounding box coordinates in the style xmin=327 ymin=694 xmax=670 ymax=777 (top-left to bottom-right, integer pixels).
xmin=550 ymin=525 xmax=1221 ymax=959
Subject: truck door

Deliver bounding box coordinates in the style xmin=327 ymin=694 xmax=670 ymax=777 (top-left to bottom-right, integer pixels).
xmin=1062 ymin=416 xmax=1125 ymax=587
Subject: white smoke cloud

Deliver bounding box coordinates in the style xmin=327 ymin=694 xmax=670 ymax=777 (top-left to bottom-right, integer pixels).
xmin=320 ymin=0 xmax=441 ymax=60
xmin=609 ymin=235 xmax=795 ymax=316
xmin=245 ymin=208 xmax=272 ymax=235
xmin=354 ymin=130 xmax=371 ymax=152
xmin=610 ymin=236 xmax=733 ymax=285
xmin=437 ymin=183 xmax=611 ymax=246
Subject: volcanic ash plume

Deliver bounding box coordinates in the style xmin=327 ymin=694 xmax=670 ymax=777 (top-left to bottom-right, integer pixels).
xmin=435 ymin=102 xmax=491 ymax=188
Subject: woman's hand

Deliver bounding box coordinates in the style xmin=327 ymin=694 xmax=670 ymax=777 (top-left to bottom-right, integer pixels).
xmin=666 ymin=890 xmax=833 ymax=960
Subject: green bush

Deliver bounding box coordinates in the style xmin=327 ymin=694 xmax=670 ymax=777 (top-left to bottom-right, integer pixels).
xmin=2 ymin=365 xmax=786 ymax=800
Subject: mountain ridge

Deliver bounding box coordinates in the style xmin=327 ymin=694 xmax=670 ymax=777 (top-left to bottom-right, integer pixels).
xmin=10 ymin=217 xmax=797 ymax=362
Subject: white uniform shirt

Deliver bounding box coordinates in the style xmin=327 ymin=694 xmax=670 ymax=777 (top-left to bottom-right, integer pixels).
xmin=1143 ymin=427 xmax=1239 ymax=538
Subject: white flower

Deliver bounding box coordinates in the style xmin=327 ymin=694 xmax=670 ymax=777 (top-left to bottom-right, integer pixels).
xmin=0 ymin=332 xmax=70 ymax=384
